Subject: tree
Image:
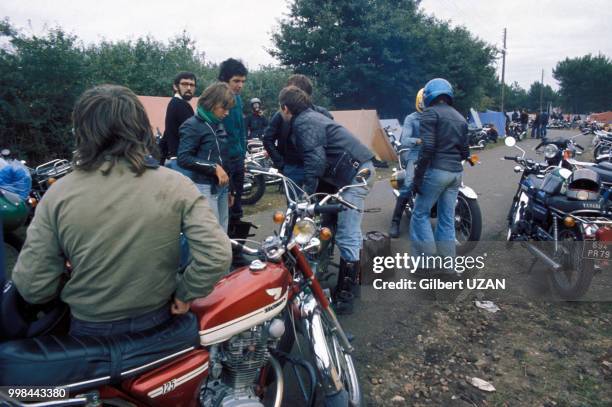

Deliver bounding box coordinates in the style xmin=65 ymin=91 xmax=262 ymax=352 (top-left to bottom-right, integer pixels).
xmin=0 ymin=19 xmax=88 ymax=162
xmin=553 ymin=54 xmax=612 ymax=113
xmin=270 ymin=0 xmax=498 ymax=118
xmin=525 ymin=82 xmax=558 ymax=112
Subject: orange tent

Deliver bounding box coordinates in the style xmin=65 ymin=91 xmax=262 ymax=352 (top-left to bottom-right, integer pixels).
xmin=330 ymin=110 xmax=397 ymax=162
xmin=138 ymin=95 xmax=198 ymax=135
xmin=589 ymin=111 xmax=612 ymax=124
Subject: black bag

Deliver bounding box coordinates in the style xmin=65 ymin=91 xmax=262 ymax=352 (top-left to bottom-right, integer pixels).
xmin=359 ymin=231 xmax=392 ymax=285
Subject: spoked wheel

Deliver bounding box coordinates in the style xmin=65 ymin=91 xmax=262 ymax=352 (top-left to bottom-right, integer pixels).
xmin=549 ymin=229 xmax=594 ymax=300
xmin=454 ymin=195 xmax=482 ymax=255
xmin=242 ymin=173 xmax=266 ymax=205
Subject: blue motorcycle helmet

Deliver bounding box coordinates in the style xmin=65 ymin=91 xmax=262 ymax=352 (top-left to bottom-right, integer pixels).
xmin=423 ymin=78 xmax=454 ymax=107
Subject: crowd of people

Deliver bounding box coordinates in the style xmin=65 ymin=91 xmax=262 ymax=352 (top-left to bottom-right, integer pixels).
xmin=9 ymin=57 xmax=470 ymax=341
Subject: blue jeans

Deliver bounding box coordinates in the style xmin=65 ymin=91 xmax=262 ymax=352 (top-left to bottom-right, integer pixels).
xmin=398 ymin=159 xmax=416 ymax=199
xmin=336 ymin=161 xmax=375 ymax=262
xmin=196 ymin=183 xmax=229 ymax=231
xmin=540 ymin=124 xmax=547 ymax=137
xmin=409 ymin=168 xmax=462 ymax=259
xmin=164 ymin=158 xmax=193 ymax=179
xmin=70 ymin=304 xmax=171 ymax=336
xmin=283 ymin=164 xmax=305 ymax=201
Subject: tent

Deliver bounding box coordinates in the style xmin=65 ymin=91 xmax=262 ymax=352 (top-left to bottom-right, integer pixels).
xmin=331 ymin=110 xmax=397 ymax=162
xmin=589 ymin=111 xmax=612 ymax=124
xmin=138 ymin=97 xmax=398 ymax=162
xmin=468 ymin=109 xmax=507 ymax=136
xmin=138 ymin=95 xmax=198 ymax=135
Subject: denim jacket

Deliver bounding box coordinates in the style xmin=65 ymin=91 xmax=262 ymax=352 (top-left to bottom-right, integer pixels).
xmin=400 ymin=111 xmax=422 ymax=162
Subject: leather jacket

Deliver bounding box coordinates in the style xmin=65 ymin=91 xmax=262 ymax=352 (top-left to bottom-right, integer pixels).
xmin=178 ymin=115 xmax=230 ymax=187
xmin=417 ymin=103 xmax=469 ymax=175
xmin=292 ymin=108 xmax=374 ymax=194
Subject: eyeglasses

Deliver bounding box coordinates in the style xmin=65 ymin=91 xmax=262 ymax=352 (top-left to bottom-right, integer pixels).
xmin=179 ymin=82 xmax=196 ymax=88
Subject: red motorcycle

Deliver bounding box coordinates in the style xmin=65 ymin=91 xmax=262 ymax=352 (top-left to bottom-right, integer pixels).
xmin=0 ymin=168 xmax=367 ymax=407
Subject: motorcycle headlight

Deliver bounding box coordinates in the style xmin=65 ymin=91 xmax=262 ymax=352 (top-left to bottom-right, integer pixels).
xmin=544 ymin=144 xmax=559 ymax=159
xmin=390 ymin=169 xmax=406 ymax=190
xmin=293 ymin=218 xmax=317 ymax=245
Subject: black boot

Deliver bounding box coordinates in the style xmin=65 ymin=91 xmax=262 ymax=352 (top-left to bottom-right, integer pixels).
xmin=334 ymin=258 xmax=359 ymax=315
xmin=389 ymin=197 xmax=409 ymax=238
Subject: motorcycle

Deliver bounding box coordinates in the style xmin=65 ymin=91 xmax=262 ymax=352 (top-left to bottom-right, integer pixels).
xmin=503 ymin=136 xmax=612 ymax=299
xmin=0 ymin=169 xmax=365 ymax=407
xmin=533 ymin=135 xmax=585 ymax=169
xmin=592 ymin=130 xmax=612 ymax=163
xmin=507 ymin=121 xmax=527 ymax=141
xmin=389 ymin=150 xmax=483 ymax=255
xmin=242 ymin=151 xmax=269 ymax=205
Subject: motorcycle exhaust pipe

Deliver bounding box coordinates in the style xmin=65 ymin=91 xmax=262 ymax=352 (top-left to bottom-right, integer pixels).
xmin=523 ymin=243 xmax=562 ymax=270
xmin=268 ymin=355 xmax=285 ymax=407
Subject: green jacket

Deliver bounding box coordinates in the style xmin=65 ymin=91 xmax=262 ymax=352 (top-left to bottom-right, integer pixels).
xmin=222 ymin=94 xmax=246 ymax=159
xmin=12 ymin=160 xmax=232 ymax=322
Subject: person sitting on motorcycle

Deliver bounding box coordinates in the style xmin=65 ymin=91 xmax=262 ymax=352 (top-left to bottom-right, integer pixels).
xmin=410 ymin=78 xmax=469 ymax=271
xmin=179 ymin=82 xmax=234 ymax=231
xmin=11 ymin=84 xmax=232 ymax=336
xmin=279 ymin=86 xmax=375 ymax=315
xmin=245 ymin=97 xmax=268 ymax=140
xmin=389 ymin=88 xmax=424 ymax=238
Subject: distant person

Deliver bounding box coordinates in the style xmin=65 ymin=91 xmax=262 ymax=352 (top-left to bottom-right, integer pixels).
xmin=531 ymin=111 xmax=540 ymax=139
xmin=245 ymin=98 xmax=268 ymax=140
xmin=159 ymin=72 xmax=196 ymax=175
xmin=520 ymin=109 xmax=529 ymax=132
xmin=511 ymin=110 xmax=519 ymax=122
xmin=540 ymin=111 xmax=549 ymax=138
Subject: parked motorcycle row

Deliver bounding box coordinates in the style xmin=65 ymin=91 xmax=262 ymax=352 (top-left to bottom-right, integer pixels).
xmin=503 ymin=134 xmax=611 ymax=299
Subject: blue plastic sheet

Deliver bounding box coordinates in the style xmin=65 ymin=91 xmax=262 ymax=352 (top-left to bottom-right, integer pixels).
xmin=0 ymin=159 xmax=32 ymax=200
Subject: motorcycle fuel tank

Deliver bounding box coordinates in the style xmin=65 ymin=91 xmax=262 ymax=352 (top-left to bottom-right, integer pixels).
xmin=191 ymin=261 xmax=292 ymax=346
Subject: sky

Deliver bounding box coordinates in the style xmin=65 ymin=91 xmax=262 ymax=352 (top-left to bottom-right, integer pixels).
xmin=1 ymin=0 xmax=611 ymax=90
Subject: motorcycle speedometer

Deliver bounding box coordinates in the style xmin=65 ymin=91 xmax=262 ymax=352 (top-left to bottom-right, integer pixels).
xmin=293 ymin=218 xmax=317 ymax=245
xmin=544 ymin=144 xmax=559 ymax=159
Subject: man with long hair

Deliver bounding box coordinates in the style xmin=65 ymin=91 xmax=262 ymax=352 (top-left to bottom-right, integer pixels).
xmin=11 ymin=84 xmax=231 ymax=335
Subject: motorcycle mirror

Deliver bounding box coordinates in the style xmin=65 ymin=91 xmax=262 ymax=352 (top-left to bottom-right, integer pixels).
xmin=504 ymin=137 xmax=516 ymax=147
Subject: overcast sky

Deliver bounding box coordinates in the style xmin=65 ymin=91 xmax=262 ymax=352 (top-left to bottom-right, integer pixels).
xmin=2 ymin=0 xmax=611 ymax=90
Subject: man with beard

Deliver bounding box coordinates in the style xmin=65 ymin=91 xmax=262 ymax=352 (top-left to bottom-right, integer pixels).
xmin=159 ymin=72 xmax=196 ymax=176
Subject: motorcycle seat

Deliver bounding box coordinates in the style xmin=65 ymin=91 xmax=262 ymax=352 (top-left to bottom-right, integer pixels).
xmin=591 ymin=165 xmax=612 ymax=185
xmin=0 ymin=312 xmax=199 ymax=390
xmin=546 ymin=195 xmax=602 ymax=213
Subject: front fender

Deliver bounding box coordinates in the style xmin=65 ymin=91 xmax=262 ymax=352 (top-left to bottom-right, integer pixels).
xmin=459 ymin=184 xmax=478 ymax=199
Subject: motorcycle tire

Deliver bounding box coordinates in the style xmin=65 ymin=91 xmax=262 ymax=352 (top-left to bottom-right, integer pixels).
xmin=455 ymin=195 xmax=482 ymax=255
xmin=548 ymin=228 xmax=594 ymax=300
xmin=242 ymin=173 xmax=266 ymax=205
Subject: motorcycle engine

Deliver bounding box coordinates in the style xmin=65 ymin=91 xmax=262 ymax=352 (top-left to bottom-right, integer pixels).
xmin=201 ymin=320 xmax=284 ymax=407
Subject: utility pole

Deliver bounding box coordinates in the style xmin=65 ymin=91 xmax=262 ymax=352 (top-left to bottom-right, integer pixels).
xmin=500 ymin=28 xmax=507 ymax=113
xmin=539 ymin=69 xmax=544 ymax=112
